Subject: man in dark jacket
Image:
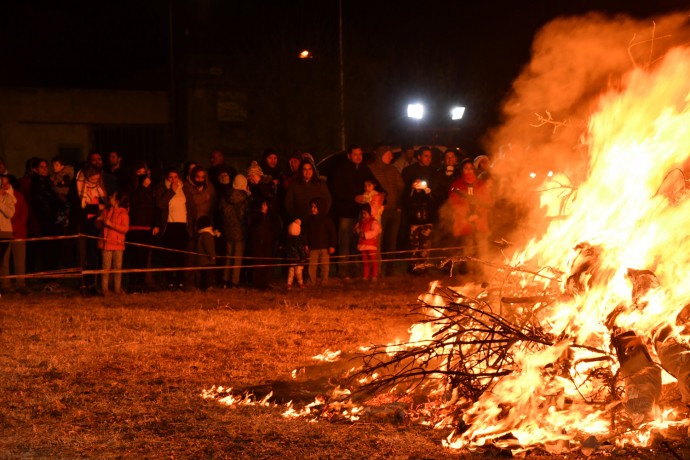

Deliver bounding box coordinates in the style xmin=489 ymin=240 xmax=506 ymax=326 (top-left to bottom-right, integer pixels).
xmin=328 ymin=145 xmax=375 ymax=278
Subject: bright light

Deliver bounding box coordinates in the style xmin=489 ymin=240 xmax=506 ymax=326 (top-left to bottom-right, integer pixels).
xmin=299 ymin=50 xmax=313 ymax=59
xmin=407 ymin=103 xmax=424 ymax=119
xmin=451 ymin=106 xmax=465 ymax=120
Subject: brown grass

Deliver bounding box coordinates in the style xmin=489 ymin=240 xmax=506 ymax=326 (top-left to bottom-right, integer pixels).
xmin=0 ymin=275 xmax=475 ymax=459
xmin=2 ymin=274 xmax=682 ymax=459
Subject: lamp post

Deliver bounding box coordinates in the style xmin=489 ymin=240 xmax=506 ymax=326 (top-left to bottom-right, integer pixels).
xmin=338 ymin=0 xmax=346 ymax=150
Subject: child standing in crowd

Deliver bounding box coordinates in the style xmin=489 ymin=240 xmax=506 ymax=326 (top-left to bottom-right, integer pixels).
xmin=304 ymin=197 xmax=336 ymax=286
xmin=97 ymin=191 xmax=129 ymax=296
xmin=361 ymin=178 xmax=385 ymax=223
xmin=219 ymin=173 xmax=249 ymax=288
xmin=195 ymin=215 xmax=219 ymax=290
xmin=285 ymin=218 xmax=307 ymax=290
xmin=50 ymin=155 xmax=74 ymax=202
xmin=354 ymin=203 xmax=381 ymax=282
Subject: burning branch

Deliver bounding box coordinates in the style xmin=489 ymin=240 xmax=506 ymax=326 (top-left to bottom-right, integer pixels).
xmin=530 ymin=110 xmax=572 ymax=133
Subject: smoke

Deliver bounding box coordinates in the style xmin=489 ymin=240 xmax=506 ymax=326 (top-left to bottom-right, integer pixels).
xmin=481 ymin=10 xmax=690 ymax=248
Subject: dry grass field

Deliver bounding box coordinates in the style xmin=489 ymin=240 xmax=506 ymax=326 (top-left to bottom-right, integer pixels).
xmin=2 ymin=273 xmax=687 ymax=460
xmin=0 ymin=274 xmax=476 ymax=459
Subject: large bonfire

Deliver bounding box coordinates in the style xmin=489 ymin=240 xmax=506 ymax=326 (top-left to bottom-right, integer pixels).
xmin=204 ymin=11 xmax=690 ymax=456
xmin=382 ymin=12 xmax=690 ymax=454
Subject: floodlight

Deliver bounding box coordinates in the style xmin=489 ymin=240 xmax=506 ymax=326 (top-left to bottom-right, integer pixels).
xmin=451 ymin=106 xmax=465 ymax=120
xmin=407 ymin=103 xmax=424 ymax=119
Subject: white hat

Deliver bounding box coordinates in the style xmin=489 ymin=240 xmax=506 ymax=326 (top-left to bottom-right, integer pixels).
xmin=288 ymin=219 xmax=301 ymax=236
xmin=233 ymin=174 xmax=248 ymax=191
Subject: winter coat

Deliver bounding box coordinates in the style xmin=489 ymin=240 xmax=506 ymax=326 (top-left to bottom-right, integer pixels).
xmin=97 ymin=206 xmax=129 ymax=251
xmin=284 ymin=177 xmax=332 ymax=222
xmin=304 ymin=198 xmax=336 ymax=251
xmin=30 ymin=174 xmax=66 ymax=235
xmin=407 ymin=188 xmax=435 ymax=225
xmin=219 ymin=188 xmax=249 ymax=243
xmin=187 ymin=179 xmax=217 ymax=223
xmin=153 ymin=180 xmax=197 ymax=236
xmin=196 ymin=229 xmax=217 ymax=266
xmin=249 ymin=209 xmax=274 ymax=257
xmin=284 ymin=234 xmax=308 ymax=263
xmin=128 ymin=183 xmax=158 ymax=230
xmin=69 ymin=170 xmax=108 ymax=230
xmin=448 ymin=177 xmax=491 ymax=236
xmin=402 ymin=163 xmax=437 ymax=224
xmin=356 ymin=215 xmax=380 ymax=251
xmin=368 ymin=154 xmax=404 ymax=211
xmin=0 ymin=190 xmax=17 ymax=235
xmin=9 ymin=188 xmax=28 ymax=239
xmin=362 ymin=190 xmax=384 ymax=221
xmin=329 ymin=159 xmax=375 ymax=219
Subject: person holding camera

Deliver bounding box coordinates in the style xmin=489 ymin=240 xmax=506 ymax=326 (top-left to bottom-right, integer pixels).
xmin=401 ymin=147 xmax=436 ymax=274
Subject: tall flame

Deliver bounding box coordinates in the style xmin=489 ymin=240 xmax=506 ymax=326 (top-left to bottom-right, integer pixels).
xmin=445 ymin=36 xmax=690 ymax=451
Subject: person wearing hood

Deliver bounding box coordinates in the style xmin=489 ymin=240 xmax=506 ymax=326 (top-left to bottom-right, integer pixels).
xmin=187 ymin=165 xmax=217 ymax=224
xmin=207 ymin=150 xmax=236 ymax=192
xmin=284 ymin=157 xmax=331 ymax=222
xmin=219 ymin=173 xmax=250 ymax=288
xmin=448 ymin=159 xmax=492 ymax=276
xmin=368 ymin=144 xmax=404 ymax=276
xmin=303 ymin=196 xmax=336 ymax=286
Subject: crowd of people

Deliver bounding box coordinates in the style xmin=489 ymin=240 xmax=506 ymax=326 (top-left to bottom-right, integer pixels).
xmin=0 ymin=144 xmax=503 ymax=296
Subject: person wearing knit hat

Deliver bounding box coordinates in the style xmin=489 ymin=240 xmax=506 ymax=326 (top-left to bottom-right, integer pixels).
xmin=219 ymin=173 xmax=250 ymax=289
xmin=246 ymin=161 xmax=264 ymax=181
xmin=284 ymin=218 xmax=307 ymax=290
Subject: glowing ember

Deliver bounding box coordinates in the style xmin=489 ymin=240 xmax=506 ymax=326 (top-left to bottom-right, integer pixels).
xmin=312 ymin=349 xmax=341 ymax=362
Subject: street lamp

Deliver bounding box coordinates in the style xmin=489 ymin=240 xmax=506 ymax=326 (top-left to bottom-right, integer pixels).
xmin=407 ymin=103 xmax=425 ymax=120
xmin=451 ymin=106 xmax=465 ymax=120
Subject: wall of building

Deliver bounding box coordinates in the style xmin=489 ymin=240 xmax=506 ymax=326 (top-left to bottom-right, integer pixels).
xmin=0 ymin=88 xmax=168 ymax=175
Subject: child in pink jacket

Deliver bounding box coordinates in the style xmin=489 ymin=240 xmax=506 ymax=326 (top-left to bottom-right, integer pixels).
xmin=354 ymin=203 xmax=381 ymax=282
xmin=97 ymin=191 xmax=130 ymax=295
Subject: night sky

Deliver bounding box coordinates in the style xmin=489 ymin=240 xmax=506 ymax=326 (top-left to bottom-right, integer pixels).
xmin=1 ymin=1 xmax=687 ymax=152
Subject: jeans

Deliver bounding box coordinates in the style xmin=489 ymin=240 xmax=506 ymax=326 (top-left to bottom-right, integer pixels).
xmin=223 ymin=240 xmax=245 ymax=286
xmin=101 ymin=249 xmax=124 ymax=293
xmin=308 ymin=248 xmax=330 ymax=284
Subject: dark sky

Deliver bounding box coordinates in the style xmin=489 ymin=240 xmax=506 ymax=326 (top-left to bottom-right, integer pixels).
xmin=4 ymin=1 xmax=686 ymax=88
xmin=1 ymin=1 xmax=687 ymax=149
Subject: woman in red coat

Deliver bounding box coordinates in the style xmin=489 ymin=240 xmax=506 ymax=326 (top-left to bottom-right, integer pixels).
xmin=448 ymin=159 xmax=492 ymax=274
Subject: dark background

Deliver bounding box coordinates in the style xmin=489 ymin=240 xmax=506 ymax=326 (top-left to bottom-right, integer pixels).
xmin=1 ymin=0 xmax=687 ymax=158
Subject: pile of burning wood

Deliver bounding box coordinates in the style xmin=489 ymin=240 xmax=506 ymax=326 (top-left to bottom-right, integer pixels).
xmin=351 ymin=247 xmax=690 ymax=455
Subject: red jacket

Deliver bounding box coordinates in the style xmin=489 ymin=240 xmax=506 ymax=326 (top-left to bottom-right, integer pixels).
xmin=448 ymin=177 xmax=491 ymax=237
xmin=11 ymin=189 xmax=28 ymax=239
xmin=98 ymin=206 xmax=129 ymax=251
xmin=356 ymin=216 xmax=381 ymax=251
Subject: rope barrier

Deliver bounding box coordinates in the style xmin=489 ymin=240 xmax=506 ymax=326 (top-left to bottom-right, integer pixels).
xmin=0 ymin=232 xmax=491 ymax=281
